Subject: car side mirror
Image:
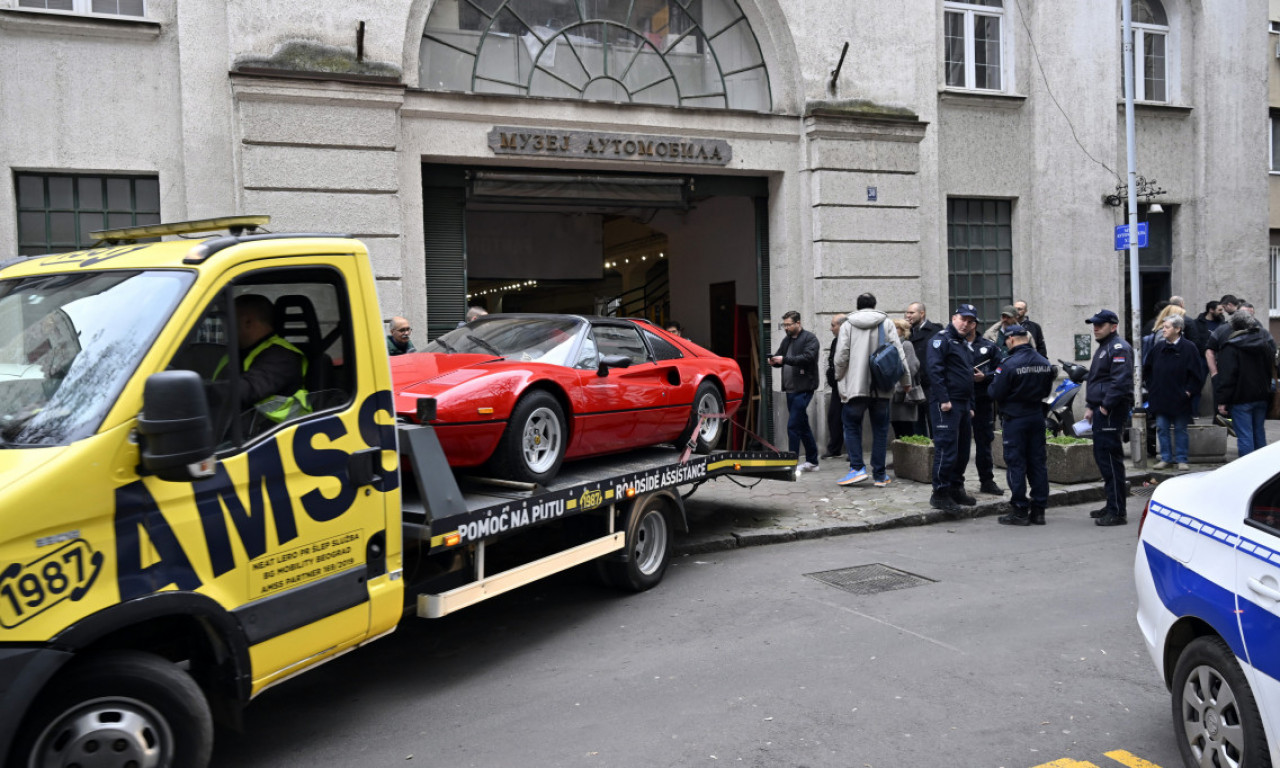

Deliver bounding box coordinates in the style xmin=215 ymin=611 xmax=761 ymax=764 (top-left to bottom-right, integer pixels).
xmin=138 ymin=370 xmax=218 ymax=482
xmin=597 ymin=355 xmax=633 ymax=377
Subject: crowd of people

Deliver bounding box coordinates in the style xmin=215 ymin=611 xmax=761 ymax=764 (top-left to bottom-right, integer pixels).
xmin=769 ymin=292 xmax=1278 ymax=529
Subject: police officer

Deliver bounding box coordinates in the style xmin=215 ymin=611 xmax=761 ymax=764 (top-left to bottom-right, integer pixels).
xmin=926 ymin=304 xmax=979 ymax=514
xmin=966 ymin=321 xmax=1002 ymax=495
xmin=988 ymin=326 xmax=1055 ymax=525
xmin=1084 ymin=309 xmax=1134 ymax=526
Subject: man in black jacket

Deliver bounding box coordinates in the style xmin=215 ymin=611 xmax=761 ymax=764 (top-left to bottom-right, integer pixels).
xmin=1214 ymin=312 xmax=1276 ymax=458
xmin=1083 ymin=309 xmax=1134 ymax=527
xmin=1013 ymin=300 xmax=1048 ymax=358
xmin=906 ymin=302 xmax=943 ymax=436
xmin=989 ymin=326 xmax=1055 ymax=525
xmin=771 ymin=311 xmax=821 ymax=471
xmin=823 ymin=313 xmax=847 ymax=458
xmin=926 ymin=304 xmax=979 ymax=514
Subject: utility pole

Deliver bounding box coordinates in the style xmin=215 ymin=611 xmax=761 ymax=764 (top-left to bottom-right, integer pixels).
xmin=1121 ymin=0 xmax=1146 ymax=466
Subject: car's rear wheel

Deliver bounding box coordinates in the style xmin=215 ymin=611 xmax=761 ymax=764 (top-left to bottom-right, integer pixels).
xmin=677 ymin=381 xmax=725 ymax=453
xmin=493 ymin=390 xmax=566 ymax=485
xmin=1171 ymin=635 xmax=1270 ymax=768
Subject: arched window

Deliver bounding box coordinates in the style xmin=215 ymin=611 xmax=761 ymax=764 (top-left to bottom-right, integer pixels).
xmin=1124 ymin=0 xmax=1169 ymax=102
xmin=419 ymin=0 xmax=771 ymax=112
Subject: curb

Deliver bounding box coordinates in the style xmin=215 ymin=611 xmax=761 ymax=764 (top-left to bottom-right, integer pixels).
xmin=672 ymin=473 xmax=1154 ymax=557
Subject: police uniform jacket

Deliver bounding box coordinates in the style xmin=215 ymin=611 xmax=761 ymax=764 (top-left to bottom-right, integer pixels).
xmin=971 ymin=336 xmax=999 ymax=401
xmin=926 ymin=324 xmax=975 ymax=404
xmin=908 ymin=318 xmax=943 ymax=386
xmin=988 ymin=345 xmax=1054 ymax=419
xmin=1085 ymin=331 xmax=1134 ymax=413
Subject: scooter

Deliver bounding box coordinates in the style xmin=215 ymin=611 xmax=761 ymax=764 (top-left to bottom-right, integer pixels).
xmin=1044 ymin=359 xmax=1089 ymax=437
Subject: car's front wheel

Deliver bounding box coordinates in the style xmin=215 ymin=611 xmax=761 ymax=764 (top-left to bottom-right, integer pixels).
xmin=492 ymin=390 xmax=566 ymax=485
xmin=1171 ymin=635 xmax=1271 ymax=768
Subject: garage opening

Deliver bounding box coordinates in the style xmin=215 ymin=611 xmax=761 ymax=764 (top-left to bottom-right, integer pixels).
xmin=421 ymin=163 xmax=773 ymax=446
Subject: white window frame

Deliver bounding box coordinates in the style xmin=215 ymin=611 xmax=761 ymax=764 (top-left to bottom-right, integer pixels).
xmin=16 ymin=0 xmax=145 ymax=18
xmin=943 ymin=1 xmax=1010 ymax=93
xmin=1129 ymin=21 xmax=1169 ymax=102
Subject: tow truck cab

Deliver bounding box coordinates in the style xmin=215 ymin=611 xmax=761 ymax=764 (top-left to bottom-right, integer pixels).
xmin=0 ymin=217 xmax=405 ymax=766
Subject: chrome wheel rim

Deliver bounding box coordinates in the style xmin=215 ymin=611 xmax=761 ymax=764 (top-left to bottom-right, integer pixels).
xmin=1182 ymin=663 xmax=1246 ymax=768
xmin=633 ymin=510 xmax=668 ymax=576
xmin=696 ymin=391 xmax=723 ymax=445
xmin=31 ymin=696 xmax=171 ymax=768
xmin=521 ymin=406 xmax=562 ymax=474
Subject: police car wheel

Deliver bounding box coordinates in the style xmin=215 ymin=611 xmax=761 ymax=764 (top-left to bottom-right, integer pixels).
xmin=494 ymin=390 xmax=566 ymax=485
xmin=677 ymin=381 xmax=724 ymax=454
xmin=1171 ymin=636 xmax=1269 ymax=768
xmin=14 ymin=650 xmax=213 ymax=768
xmin=602 ymin=495 xmax=672 ymax=593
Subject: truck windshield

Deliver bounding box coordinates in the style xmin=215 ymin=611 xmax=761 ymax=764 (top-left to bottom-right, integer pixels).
xmin=0 ymin=270 xmax=193 ymax=447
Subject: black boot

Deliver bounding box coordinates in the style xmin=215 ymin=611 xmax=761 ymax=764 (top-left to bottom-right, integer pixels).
xmin=1089 ymin=508 xmax=1110 ymax=519
xmin=1095 ymin=513 xmax=1128 ymax=527
xmin=950 ymin=486 xmax=977 ymax=506
xmin=1029 ymin=508 xmax=1046 ymax=526
xmin=998 ymin=509 xmax=1031 ymax=526
xmin=930 ymin=491 xmax=961 ymax=514
xmin=979 ymin=480 xmax=1003 ymax=495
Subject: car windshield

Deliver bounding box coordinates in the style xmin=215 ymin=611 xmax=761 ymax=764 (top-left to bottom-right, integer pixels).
xmin=425 ymin=316 xmax=585 ymax=365
xmin=0 ymin=270 xmax=193 ymax=447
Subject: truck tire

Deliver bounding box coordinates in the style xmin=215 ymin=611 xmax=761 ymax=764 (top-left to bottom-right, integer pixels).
xmin=493 ymin=390 xmax=566 ymax=485
xmin=1171 ymin=635 xmax=1270 ymax=768
xmin=676 ymin=380 xmax=725 ymax=454
xmin=13 ymin=650 xmax=213 ymax=768
xmin=602 ymin=494 xmax=673 ymax=592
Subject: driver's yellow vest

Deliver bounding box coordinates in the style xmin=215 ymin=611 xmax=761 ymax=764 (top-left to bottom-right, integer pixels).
xmin=213 ymin=335 xmax=311 ymax=423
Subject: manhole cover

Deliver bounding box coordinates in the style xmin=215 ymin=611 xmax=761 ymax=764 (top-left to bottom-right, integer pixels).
xmin=804 ymin=563 xmax=935 ymax=596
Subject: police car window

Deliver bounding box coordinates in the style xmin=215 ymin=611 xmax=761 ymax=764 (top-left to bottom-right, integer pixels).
xmin=168 ymin=268 xmax=354 ymax=448
xmin=643 ymin=329 xmax=684 ymax=361
xmin=1248 ymin=474 xmax=1280 ymax=533
xmin=593 ymin=325 xmax=650 ymax=365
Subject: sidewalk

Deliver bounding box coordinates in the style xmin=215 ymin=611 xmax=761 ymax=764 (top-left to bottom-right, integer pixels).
xmin=675 ymin=420 xmax=1280 ymax=556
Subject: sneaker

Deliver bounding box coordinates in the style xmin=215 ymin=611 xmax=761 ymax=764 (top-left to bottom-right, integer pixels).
xmin=998 ymin=511 xmax=1031 ymax=526
xmin=929 ymin=491 xmax=961 ymax=513
xmin=1095 ymin=513 xmax=1128 ymax=527
xmin=950 ymin=487 xmax=977 ymax=507
xmin=838 ymin=468 xmax=868 ymax=486
xmin=873 ymin=476 xmax=893 ymax=487
xmin=798 ymin=461 xmax=820 ymax=472
xmin=1177 ymin=463 xmax=1191 ymax=472
xmin=1152 ymin=461 xmax=1170 ymax=470
xmin=979 ymin=480 xmax=1003 ymax=495
xmin=1029 ymin=508 xmax=1046 ymax=526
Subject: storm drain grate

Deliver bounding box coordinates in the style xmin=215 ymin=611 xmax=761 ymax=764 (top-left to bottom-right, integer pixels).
xmin=804 ymin=563 xmax=936 ymax=596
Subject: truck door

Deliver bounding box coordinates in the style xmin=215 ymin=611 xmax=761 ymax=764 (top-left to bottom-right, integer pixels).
xmin=147 ymin=261 xmax=390 ymax=685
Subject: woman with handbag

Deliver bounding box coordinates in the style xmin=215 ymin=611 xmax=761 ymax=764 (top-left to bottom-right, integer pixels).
xmin=890 ymin=319 xmax=925 ymax=438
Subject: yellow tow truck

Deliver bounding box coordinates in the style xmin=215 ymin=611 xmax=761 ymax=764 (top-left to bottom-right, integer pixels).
xmin=0 ymin=216 xmax=795 ymax=767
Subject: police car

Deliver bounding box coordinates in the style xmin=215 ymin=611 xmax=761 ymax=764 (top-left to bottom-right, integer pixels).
xmin=1135 ymin=441 xmax=1280 ymax=767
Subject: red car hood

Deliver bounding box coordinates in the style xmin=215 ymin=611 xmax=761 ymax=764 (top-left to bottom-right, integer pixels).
xmin=390 ymin=352 xmax=505 ymax=391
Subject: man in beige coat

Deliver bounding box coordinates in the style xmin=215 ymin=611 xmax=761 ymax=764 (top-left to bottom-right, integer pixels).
xmin=833 ymin=293 xmax=910 ymax=487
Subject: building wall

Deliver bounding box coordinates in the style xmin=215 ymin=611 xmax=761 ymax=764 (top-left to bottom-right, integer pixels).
xmin=0 ymin=0 xmax=1270 ymax=436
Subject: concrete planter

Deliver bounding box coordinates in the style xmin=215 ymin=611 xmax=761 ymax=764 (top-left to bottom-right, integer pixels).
xmin=993 ymin=431 xmax=1100 ymax=484
xmin=1185 ymin=424 xmax=1228 ymax=463
xmin=890 ymin=440 xmax=934 ymax=484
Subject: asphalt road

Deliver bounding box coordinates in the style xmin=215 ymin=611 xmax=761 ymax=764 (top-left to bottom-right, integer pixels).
xmin=211 ymin=501 xmax=1182 ymax=768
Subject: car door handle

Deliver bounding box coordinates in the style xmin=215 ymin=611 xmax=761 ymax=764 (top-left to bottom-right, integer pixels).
xmin=1247 ymin=577 xmax=1280 ymax=602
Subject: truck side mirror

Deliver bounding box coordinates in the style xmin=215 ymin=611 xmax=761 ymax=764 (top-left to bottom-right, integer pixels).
xmin=597 ymin=355 xmax=633 ymax=377
xmin=138 ymin=370 xmax=218 ymax=482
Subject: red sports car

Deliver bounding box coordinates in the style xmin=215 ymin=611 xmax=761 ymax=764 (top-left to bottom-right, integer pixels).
xmin=391 ymin=314 xmax=744 ymax=484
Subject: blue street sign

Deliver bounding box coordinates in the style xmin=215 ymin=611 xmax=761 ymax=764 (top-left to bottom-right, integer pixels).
xmin=1114 ymin=222 xmax=1149 ymax=250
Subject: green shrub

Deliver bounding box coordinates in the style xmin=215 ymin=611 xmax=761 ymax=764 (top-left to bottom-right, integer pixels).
xmin=898 ymin=434 xmax=933 ymax=446
xmin=1047 ymin=435 xmax=1091 ymax=446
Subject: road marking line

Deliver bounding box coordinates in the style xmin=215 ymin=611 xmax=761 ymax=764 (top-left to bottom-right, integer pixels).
xmin=1031 ymin=760 xmax=1101 ymax=767
xmin=1104 ymin=749 xmax=1163 ymax=768
xmin=798 ymin=595 xmax=964 ymax=653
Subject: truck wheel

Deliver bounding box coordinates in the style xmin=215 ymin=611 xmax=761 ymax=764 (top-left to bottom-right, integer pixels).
xmin=677 ymin=381 xmax=724 ymax=454
xmin=493 ymin=390 xmax=566 ymax=485
xmin=14 ymin=650 xmax=213 ymax=768
xmin=602 ymin=495 xmax=672 ymax=592
xmin=1171 ymin=636 xmax=1269 ymax=768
